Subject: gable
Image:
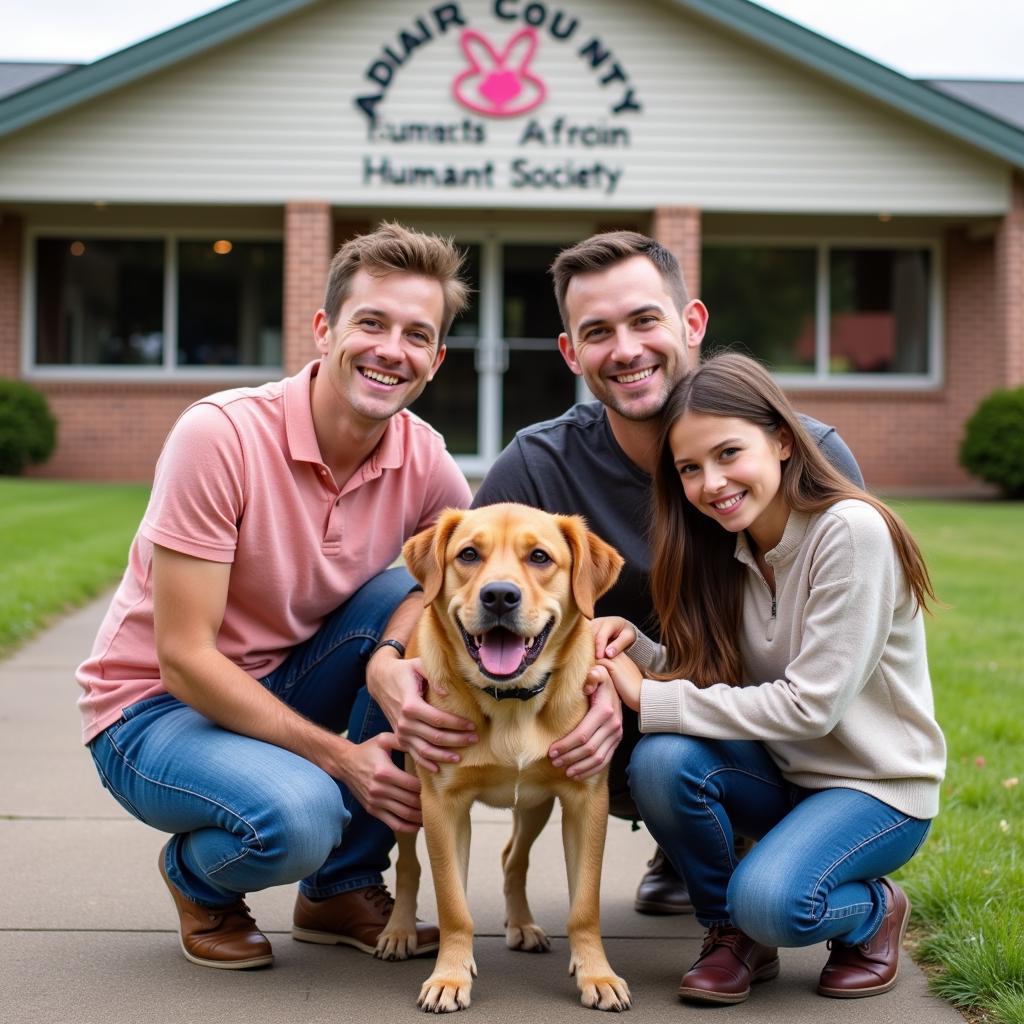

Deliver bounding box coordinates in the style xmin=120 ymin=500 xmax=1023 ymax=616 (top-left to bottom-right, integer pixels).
xmin=0 ymin=0 xmax=1011 ymax=213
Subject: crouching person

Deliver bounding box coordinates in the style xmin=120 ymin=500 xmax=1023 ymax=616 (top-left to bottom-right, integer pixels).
xmin=596 ymin=353 xmax=946 ymax=1004
xmin=77 ymin=224 xmax=480 ymax=968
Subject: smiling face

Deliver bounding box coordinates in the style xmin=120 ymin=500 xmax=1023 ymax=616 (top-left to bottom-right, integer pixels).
xmin=557 ymin=255 xmax=706 ymax=424
xmin=669 ymin=411 xmax=794 ymax=553
xmin=314 ymin=268 xmax=446 ymax=428
xmin=403 ymin=504 xmax=623 ymax=693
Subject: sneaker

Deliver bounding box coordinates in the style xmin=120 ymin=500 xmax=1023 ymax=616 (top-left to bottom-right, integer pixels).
xmin=292 ymin=884 xmax=439 ymax=956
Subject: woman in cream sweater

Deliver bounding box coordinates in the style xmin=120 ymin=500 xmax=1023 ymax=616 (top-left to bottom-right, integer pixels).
xmin=594 ymin=352 xmax=945 ymax=1007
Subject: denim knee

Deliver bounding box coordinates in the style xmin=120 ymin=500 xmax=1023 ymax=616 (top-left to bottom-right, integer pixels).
xmin=230 ymin=771 xmax=350 ymax=887
xmin=352 ymin=566 xmax=417 ymax=619
xmin=727 ymin=853 xmax=815 ymax=947
xmin=628 ymin=732 xmax=709 ymax=825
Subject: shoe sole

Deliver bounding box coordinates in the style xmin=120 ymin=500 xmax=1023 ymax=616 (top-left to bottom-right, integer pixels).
xmin=678 ymin=958 xmax=780 ymax=1005
xmin=180 ymin=941 xmax=273 ymax=971
xmin=817 ymin=887 xmax=911 ymax=999
xmin=291 ymin=927 xmax=439 ymax=957
xmin=634 ymin=898 xmax=696 ymax=915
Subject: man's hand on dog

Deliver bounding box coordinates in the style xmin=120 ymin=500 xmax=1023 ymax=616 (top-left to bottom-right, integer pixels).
xmin=548 ymin=670 xmax=623 ymax=780
xmin=367 ymin=647 xmax=478 ymax=773
xmin=343 ymin=733 xmax=424 ymax=833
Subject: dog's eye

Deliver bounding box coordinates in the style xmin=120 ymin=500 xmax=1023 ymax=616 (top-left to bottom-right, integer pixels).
xmin=529 ymin=549 xmax=551 ymax=564
xmin=457 ymin=546 xmax=479 ymax=563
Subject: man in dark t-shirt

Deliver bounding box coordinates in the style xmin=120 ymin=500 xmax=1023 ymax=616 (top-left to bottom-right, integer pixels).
xmin=473 ymin=232 xmax=862 ymax=915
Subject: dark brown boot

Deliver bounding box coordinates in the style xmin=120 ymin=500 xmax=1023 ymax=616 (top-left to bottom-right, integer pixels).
xmin=158 ymin=845 xmax=272 ymax=970
xmin=818 ymin=879 xmax=910 ymax=998
xmin=292 ymin=885 xmax=439 ymax=956
xmin=677 ymin=925 xmax=780 ymax=1005
xmin=634 ymin=847 xmax=694 ymax=914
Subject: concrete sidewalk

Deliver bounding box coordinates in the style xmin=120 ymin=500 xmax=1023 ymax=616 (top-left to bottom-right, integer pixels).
xmin=1 ymin=595 xmax=961 ymax=1024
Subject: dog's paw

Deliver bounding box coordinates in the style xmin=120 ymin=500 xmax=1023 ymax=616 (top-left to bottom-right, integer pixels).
xmin=417 ymin=964 xmax=476 ymax=1014
xmin=575 ymin=969 xmax=631 ymax=1012
xmin=375 ymin=928 xmax=417 ymax=961
xmin=506 ymin=922 xmax=551 ymax=953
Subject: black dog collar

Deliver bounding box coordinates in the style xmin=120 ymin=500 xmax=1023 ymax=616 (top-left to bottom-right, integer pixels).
xmin=482 ymin=673 xmax=551 ymax=701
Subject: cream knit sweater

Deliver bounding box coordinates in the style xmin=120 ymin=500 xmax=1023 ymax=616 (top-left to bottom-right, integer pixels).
xmin=630 ymin=499 xmax=946 ymax=819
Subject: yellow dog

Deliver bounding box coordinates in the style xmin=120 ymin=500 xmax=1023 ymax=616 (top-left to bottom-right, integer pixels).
xmin=377 ymin=503 xmax=630 ymax=1013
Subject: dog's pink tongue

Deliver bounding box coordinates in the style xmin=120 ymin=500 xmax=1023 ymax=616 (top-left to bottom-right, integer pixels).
xmin=479 ymin=629 xmax=526 ymax=676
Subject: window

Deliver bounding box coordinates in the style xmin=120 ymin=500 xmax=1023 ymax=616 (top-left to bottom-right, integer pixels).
xmin=409 ymin=244 xmax=481 ymax=455
xmin=32 ymin=234 xmax=283 ymax=373
xmin=35 ymin=238 xmax=165 ymax=366
xmin=701 ymin=242 xmax=938 ymax=384
xmin=501 ymin=243 xmax=576 ymax=445
xmin=178 ymin=241 xmax=282 ymax=367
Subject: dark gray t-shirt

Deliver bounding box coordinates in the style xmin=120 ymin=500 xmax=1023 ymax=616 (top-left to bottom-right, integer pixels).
xmin=473 ymin=401 xmax=863 ymax=634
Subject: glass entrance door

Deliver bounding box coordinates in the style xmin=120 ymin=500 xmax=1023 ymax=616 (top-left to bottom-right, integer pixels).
xmin=410 ymin=235 xmax=584 ymax=477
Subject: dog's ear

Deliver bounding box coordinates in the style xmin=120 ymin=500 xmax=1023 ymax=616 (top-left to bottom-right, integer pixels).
xmin=402 ymin=508 xmax=465 ymax=605
xmin=557 ymin=515 xmax=625 ymax=619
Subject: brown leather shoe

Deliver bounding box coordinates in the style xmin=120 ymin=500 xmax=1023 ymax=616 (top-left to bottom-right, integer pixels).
xmin=292 ymin=885 xmax=439 ymax=956
xmin=634 ymin=847 xmax=694 ymax=914
xmin=677 ymin=925 xmax=780 ymax=1004
xmin=158 ymin=845 xmax=273 ymax=970
xmin=818 ymin=878 xmax=910 ymax=998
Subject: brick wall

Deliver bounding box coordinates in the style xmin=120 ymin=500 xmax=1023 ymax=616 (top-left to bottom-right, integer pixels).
xmin=283 ymin=201 xmax=332 ymax=374
xmin=996 ymin=171 xmax=1024 ymax=388
xmin=26 ymin=380 xmax=210 ymax=481
xmin=653 ymin=206 xmax=701 ymax=298
xmin=0 ymin=212 xmax=22 ymax=380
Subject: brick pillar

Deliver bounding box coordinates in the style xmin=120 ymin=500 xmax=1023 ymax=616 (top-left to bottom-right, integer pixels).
xmin=995 ymin=171 xmax=1024 ymax=388
xmin=0 ymin=212 xmax=22 ymax=379
xmin=652 ymin=206 xmax=701 ymax=299
xmin=284 ymin=201 xmax=332 ymax=375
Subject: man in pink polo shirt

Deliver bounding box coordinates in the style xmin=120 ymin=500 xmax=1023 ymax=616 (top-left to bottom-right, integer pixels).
xmin=78 ymin=223 xmax=479 ymax=970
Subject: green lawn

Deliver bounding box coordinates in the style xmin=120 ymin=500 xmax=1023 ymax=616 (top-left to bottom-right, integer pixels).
xmin=890 ymin=500 xmax=1024 ymax=1024
xmin=0 ymin=478 xmax=150 ymax=657
xmin=0 ymin=485 xmax=1021 ymax=1019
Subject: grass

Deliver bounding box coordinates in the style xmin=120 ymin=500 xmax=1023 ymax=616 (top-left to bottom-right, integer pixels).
xmin=0 ymin=478 xmax=150 ymax=658
xmin=889 ymin=500 xmax=1024 ymax=1024
xmin=0 ymin=485 xmax=1021 ymax=1018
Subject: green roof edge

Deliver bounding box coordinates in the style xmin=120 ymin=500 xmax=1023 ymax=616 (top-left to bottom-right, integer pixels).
xmin=1 ymin=0 xmax=1022 ymax=171
xmin=675 ymin=0 xmax=1024 ymax=169
xmin=0 ymin=0 xmax=322 ymax=138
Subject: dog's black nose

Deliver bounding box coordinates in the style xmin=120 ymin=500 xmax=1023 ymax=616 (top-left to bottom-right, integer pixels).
xmin=480 ymin=580 xmax=521 ymax=615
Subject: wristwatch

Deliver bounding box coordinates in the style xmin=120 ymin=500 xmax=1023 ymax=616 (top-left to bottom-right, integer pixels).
xmin=370 ymin=638 xmax=406 ymax=660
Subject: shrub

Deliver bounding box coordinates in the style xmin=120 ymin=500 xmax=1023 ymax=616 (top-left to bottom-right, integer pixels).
xmin=0 ymin=379 xmax=57 ymax=476
xmin=959 ymin=386 xmax=1024 ymax=498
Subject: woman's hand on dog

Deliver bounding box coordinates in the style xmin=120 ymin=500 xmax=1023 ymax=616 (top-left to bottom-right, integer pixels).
xmin=548 ymin=670 xmax=623 ymax=780
xmin=594 ymin=654 xmax=643 ymax=713
xmin=367 ymin=649 xmax=479 ymax=773
xmin=590 ymin=616 xmax=637 ymax=659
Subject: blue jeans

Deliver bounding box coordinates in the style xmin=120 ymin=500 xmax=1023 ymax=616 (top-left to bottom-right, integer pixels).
xmin=629 ymin=735 xmax=931 ymax=947
xmin=89 ymin=567 xmax=416 ymax=908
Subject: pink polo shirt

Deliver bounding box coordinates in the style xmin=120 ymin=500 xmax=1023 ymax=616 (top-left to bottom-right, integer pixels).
xmin=76 ymin=359 xmax=471 ymax=744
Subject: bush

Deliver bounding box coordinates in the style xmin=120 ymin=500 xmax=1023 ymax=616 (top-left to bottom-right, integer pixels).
xmin=960 ymin=386 xmax=1024 ymax=497
xmin=0 ymin=379 xmax=57 ymax=475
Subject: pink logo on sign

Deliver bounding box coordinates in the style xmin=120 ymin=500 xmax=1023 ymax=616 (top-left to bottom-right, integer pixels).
xmin=452 ymin=27 xmax=546 ymax=118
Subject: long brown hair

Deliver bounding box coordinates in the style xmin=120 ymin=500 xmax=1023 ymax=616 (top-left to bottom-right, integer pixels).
xmin=649 ymin=352 xmax=935 ymax=686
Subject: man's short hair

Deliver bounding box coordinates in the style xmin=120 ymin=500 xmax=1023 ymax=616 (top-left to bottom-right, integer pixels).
xmin=324 ymin=222 xmax=470 ymax=341
xmin=549 ymin=231 xmax=690 ymax=334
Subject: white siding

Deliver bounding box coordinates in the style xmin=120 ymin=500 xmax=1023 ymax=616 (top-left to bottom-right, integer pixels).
xmin=0 ymin=0 xmax=1010 ymax=212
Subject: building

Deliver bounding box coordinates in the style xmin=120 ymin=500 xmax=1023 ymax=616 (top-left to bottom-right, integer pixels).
xmin=1 ymin=0 xmax=1022 ymax=488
